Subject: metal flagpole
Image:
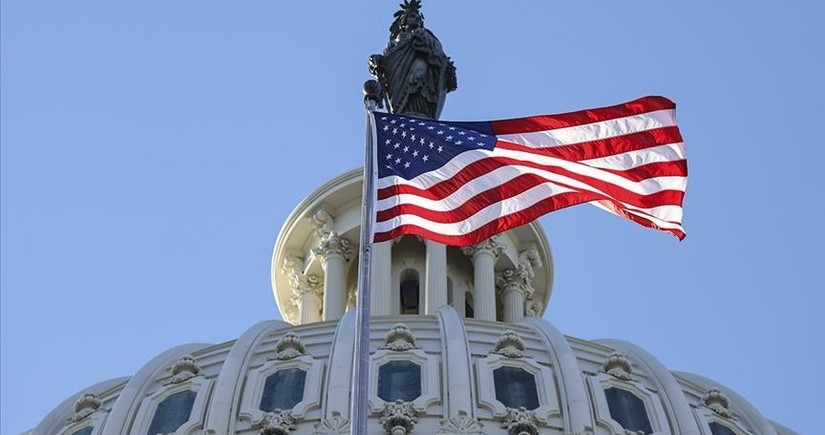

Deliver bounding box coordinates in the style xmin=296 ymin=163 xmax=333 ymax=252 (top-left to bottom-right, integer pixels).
xmin=350 ymin=80 xmax=381 ymax=435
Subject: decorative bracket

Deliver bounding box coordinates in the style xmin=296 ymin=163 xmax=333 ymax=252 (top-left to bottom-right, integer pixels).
xmin=165 ymin=354 xmax=202 ymax=385
xmin=601 ymin=352 xmax=633 ymax=381
xmin=68 ymin=392 xmax=103 ymax=423
xmin=271 ymin=332 xmax=309 ymax=360
xmin=491 ymin=330 xmax=526 ymax=358
xmin=380 ymin=400 xmax=418 ymax=435
xmin=701 ymin=389 xmax=733 ymax=418
xmin=259 ymin=410 xmax=297 ymax=435
xmin=381 ymin=323 xmax=420 ymax=351
xmin=501 ymin=407 xmax=540 ymax=435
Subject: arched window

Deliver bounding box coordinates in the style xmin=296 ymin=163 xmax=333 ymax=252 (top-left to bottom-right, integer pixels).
xmin=146 ymin=390 xmax=197 ymax=435
xmin=377 ymin=360 xmax=422 ymax=402
xmin=465 ymin=291 xmax=474 ymax=318
xmin=604 ymin=387 xmax=653 ymax=434
xmin=259 ymin=367 xmax=307 ymax=411
xmin=493 ymin=366 xmax=540 ymax=410
xmin=400 ymin=269 xmax=420 ymax=314
xmin=709 ymin=422 xmax=737 ymax=435
xmin=71 ymin=428 xmax=93 ymax=435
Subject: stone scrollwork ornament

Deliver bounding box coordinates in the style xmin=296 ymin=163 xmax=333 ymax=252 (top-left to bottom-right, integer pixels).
xmin=380 ymin=400 xmax=418 ymax=435
xmin=382 ymin=323 xmax=420 ymax=351
xmin=259 ymin=410 xmax=297 ymax=435
xmin=369 ymin=0 xmax=457 ymax=119
xmin=313 ymin=412 xmax=350 ymax=434
xmin=271 ymin=332 xmax=309 ymax=360
xmin=491 ymin=330 xmax=526 ymax=358
xmin=68 ymin=392 xmax=103 ymax=423
xmin=601 ymin=352 xmax=634 ymax=381
xmin=438 ymin=410 xmax=485 ymax=434
xmin=701 ymin=388 xmax=734 ymax=418
xmin=166 ymin=354 xmax=202 ymax=384
xmin=501 ymin=407 xmax=540 ymax=435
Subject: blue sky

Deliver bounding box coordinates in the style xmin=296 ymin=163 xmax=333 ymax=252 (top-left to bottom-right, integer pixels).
xmin=1 ymin=1 xmax=822 ymax=434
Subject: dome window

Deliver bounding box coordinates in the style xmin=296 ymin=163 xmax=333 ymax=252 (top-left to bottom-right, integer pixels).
xmin=260 ymin=368 xmax=307 ymax=412
xmin=400 ymin=269 xmax=420 ymax=314
xmin=493 ymin=366 xmax=540 ymax=410
xmin=604 ymin=387 xmax=653 ymax=434
xmin=71 ymin=428 xmax=93 ymax=435
xmin=377 ymin=360 xmax=421 ymax=402
xmin=709 ymin=422 xmax=737 ymax=435
xmin=465 ymin=291 xmax=475 ymax=318
xmin=146 ymin=390 xmax=197 ymax=435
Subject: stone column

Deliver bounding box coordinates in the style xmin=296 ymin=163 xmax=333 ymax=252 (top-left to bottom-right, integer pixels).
xmin=452 ymin=282 xmax=466 ymax=317
xmin=314 ymin=233 xmax=354 ymax=321
xmin=496 ymin=266 xmax=534 ymax=323
xmin=371 ymin=240 xmax=392 ymax=316
xmin=290 ymin=273 xmax=323 ymax=324
xmin=462 ymin=237 xmax=503 ymax=321
xmin=424 ymin=239 xmax=447 ymax=314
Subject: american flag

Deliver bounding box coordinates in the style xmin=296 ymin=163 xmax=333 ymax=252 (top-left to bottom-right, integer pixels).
xmin=372 ymin=96 xmax=687 ymax=246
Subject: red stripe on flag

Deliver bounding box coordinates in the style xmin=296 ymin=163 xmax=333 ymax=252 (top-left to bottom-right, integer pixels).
xmin=489 ymin=96 xmax=675 ymax=135
xmin=494 ymin=126 xmax=683 ymax=162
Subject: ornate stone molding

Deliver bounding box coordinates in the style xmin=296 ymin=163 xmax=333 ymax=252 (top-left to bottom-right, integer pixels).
xmin=313 ymin=412 xmax=350 ymax=434
xmin=701 ymin=389 xmax=733 ymax=418
xmin=313 ymin=232 xmax=354 ymax=265
xmin=271 ymin=332 xmax=309 ymax=360
xmin=495 ymin=265 xmax=535 ymax=299
xmin=601 ymin=352 xmax=633 ymax=381
xmin=524 ymin=299 xmax=543 ymax=317
xmin=259 ymin=410 xmax=297 ymax=435
xmin=166 ymin=354 xmax=201 ymax=384
xmin=491 ymin=330 xmax=526 ymax=358
xmin=381 ymin=323 xmax=420 ymax=351
xmin=438 ymin=411 xmax=485 ymax=434
xmin=501 ymin=407 xmax=539 ymax=435
xmin=461 ymin=237 xmax=503 ymax=260
xmin=311 ymin=209 xmax=334 ymax=240
xmin=518 ymin=244 xmax=542 ymax=271
xmin=283 ymin=256 xmax=323 ymax=305
xmin=380 ymin=400 xmax=418 ymax=435
xmin=68 ymin=392 xmax=102 ymax=423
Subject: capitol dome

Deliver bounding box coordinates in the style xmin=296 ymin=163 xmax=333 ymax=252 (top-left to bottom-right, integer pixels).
xmin=28 ymin=170 xmax=798 ymax=435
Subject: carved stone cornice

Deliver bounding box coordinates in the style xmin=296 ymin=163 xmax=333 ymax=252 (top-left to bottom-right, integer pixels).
xmin=314 ymin=412 xmax=350 ymax=434
xmin=313 ymin=233 xmax=354 ymax=265
xmin=166 ymin=354 xmax=201 ymax=385
xmin=438 ymin=411 xmax=484 ymax=434
xmin=259 ymin=410 xmax=297 ymax=435
xmin=271 ymin=332 xmax=309 ymax=360
xmin=380 ymin=400 xmax=418 ymax=435
xmin=68 ymin=392 xmax=102 ymax=423
xmin=381 ymin=323 xmax=420 ymax=351
xmin=461 ymin=237 xmax=503 ymax=260
xmin=491 ymin=330 xmax=526 ymax=358
xmin=495 ymin=265 xmax=535 ymax=299
xmin=601 ymin=352 xmax=633 ymax=381
xmin=501 ymin=407 xmax=539 ymax=435
xmin=701 ymin=389 xmax=733 ymax=418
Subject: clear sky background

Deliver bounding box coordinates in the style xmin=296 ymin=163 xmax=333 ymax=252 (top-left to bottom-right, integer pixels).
xmin=2 ymin=1 xmax=822 ymax=434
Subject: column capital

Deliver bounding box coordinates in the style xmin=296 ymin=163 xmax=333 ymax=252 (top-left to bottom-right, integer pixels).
xmin=461 ymin=237 xmax=503 ymax=260
xmin=495 ymin=265 xmax=535 ymax=298
xmin=283 ymin=256 xmax=324 ymax=300
xmin=313 ymin=233 xmax=355 ymax=266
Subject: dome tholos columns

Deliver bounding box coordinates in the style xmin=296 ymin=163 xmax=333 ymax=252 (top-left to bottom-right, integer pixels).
xmin=271 ymin=169 xmax=553 ymax=325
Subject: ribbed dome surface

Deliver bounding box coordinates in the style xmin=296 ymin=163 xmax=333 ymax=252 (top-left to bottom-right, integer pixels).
xmin=30 ymin=309 xmax=797 ymax=435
